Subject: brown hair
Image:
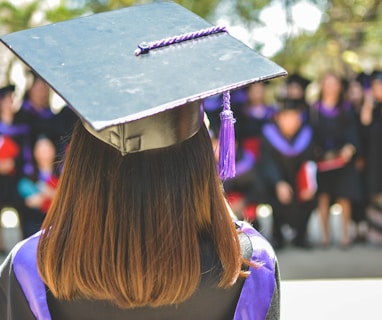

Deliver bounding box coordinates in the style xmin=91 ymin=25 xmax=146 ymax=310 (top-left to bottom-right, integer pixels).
xmin=37 ymin=122 xmax=242 ymax=308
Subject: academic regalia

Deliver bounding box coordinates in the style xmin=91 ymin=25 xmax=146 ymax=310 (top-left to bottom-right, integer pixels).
xmin=259 ymin=121 xmax=317 ymax=248
xmin=0 ymin=2 xmax=286 ymax=319
xmin=350 ymin=95 xmax=368 ymax=226
xmin=204 ymin=87 xmax=249 ymax=138
xmin=284 ymin=74 xmax=311 ymax=123
xmin=364 ymin=101 xmax=382 ymax=245
xmin=0 ymin=221 xmax=280 ymax=320
xmin=17 ymin=99 xmax=58 ymax=146
xmin=365 ymin=101 xmax=382 ymax=198
xmin=311 ymin=101 xmax=361 ymax=202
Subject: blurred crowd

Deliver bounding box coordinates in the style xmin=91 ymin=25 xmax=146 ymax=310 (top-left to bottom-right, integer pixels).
xmin=206 ymin=70 xmax=382 ymax=250
xmin=1 ymin=68 xmax=382 ymax=255
xmin=0 ymin=72 xmax=78 ymax=255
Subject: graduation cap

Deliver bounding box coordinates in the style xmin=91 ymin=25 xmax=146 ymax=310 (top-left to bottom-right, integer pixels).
xmin=0 ymin=1 xmax=286 ymax=178
xmin=286 ymin=74 xmax=310 ymax=90
xmin=371 ymin=70 xmax=382 ymax=83
xmin=276 ymin=98 xmax=306 ymax=112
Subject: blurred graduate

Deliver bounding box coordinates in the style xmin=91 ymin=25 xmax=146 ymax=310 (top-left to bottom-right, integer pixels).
xmin=259 ymin=98 xmax=317 ymax=249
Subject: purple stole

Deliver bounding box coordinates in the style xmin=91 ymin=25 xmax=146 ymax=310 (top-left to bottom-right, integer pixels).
xmin=21 ymin=100 xmax=55 ymax=119
xmin=312 ymin=100 xmax=352 ymax=118
xmin=13 ymin=224 xmax=276 ymax=320
xmin=263 ymin=123 xmax=313 ymax=157
xmin=12 ymin=232 xmax=51 ymax=320
xmin=234 ymin=221 xmax=277 ymax=320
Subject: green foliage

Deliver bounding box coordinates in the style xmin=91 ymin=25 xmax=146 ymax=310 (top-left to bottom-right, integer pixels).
xmin=235 ymin=0 xmax=270 ymax=23
xmin=273 ymin=0 xmax=382 ymax=78
xmin=0 ymin=0 xmax=39 ymax=32
xmin=45 ymin=6 xmax=84 ymax=23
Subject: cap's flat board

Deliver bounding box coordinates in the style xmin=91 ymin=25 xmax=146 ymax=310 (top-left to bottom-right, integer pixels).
xmin=0 ymin=2 xmax=286 ymax=130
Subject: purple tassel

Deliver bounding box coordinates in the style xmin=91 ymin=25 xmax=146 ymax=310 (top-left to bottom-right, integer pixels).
xmin=219 ymin=91 xmax=236 ymax=180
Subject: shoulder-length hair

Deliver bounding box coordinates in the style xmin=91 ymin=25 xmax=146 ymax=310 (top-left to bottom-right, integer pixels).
xmin=37 ymin=122 xmax=242 ymax=308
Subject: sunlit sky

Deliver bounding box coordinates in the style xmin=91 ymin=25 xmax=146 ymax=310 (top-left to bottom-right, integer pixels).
xmin=218 ymin=0 xmax=323 ymax=57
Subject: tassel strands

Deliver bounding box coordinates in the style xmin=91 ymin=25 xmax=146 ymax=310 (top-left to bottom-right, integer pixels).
xmin=219 ymin=91 xmax=236 ymax=180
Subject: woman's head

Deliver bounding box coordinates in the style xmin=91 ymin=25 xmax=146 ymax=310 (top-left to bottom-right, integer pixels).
xmin=247 ymin=82 xmax=266 ymax=106
xmin=0 ymin=85 xmax=16 ymax=120
xmin=33 ymin=136 xmax=56 ymax=169
xmin=26 ymin=75 xmax=50 ymax=109
xmin=371 ymin=71 xmax=382 ymax=102
xmin=320 ymin=72 xmax=344 ymax=104
xmin=38 ymin=121 xmax=241 ymax=308
xmin=275 ymin=109 xmax=302 ymax=138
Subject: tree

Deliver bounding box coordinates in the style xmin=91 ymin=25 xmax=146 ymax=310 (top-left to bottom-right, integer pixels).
xmin=273 ymin=0 xmax=382 ymax=79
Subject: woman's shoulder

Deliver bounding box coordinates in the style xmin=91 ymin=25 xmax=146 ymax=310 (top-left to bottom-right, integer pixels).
xmin=235 ymin=220 xmax=277 ymax=268
xmin=0 ymin=232 xmax=45 ymax=320
xmin=234 ymin=220 xmax=280 ymax=320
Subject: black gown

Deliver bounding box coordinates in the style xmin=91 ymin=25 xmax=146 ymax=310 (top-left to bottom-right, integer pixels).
xmin=365 ymin=101 xmax=382 ymax=198
xmin=259 ymin=122 xmax=317 ymax=247
xmin=311 ymin=101 xmax=361 ymax=202
xmin=0 ymin=222 xmax=280 ymax=320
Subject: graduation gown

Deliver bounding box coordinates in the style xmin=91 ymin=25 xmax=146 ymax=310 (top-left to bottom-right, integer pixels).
xmin=311 ymin=101 xmax=361 ymax=201
xmin=0 ymin=221 xmax=280 ymax=320
xmin=259 ymin=123 xmax=317 ymax=245
xmin=365 ymin=101 xmax=382 ymax=197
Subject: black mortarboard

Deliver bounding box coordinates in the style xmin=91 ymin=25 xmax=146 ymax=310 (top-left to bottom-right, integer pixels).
xmin=276 ymin=98 xmax=306 ymax=112
xmin=371 ymin=70 xmax=382 ymax=83
xmin=0 ymin=2 xmax=286 ymax=155
xmin=0 ymin=84 xmax=15 ymax=99
xmin=286 ymin=74 xmax=310 ymax=90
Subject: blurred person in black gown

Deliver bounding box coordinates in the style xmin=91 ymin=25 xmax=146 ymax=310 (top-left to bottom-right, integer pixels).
xmin=311 ymin=72 xmax=361 ymax=248
xmin=18 ymin=73 xmax=62 ymax=151
xmin=259 ymin=98 xmax=317 ymax=249
xmin=235 ymin=82 xmax=276 ymax=159
xmin=284 ymin=74 xmax=311 ymax=122
xmin=360 ymin=70 xmax=382 ymax=244
xmin=17 ymin=136 xmax=59 ymax=238
xmin=346 ymin=73 xmax=370 ymax=242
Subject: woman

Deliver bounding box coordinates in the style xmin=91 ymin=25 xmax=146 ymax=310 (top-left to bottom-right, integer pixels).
xmin=311 ymin=72 xmax=361 ymax=248
xmin=17 ymin=136 xmax=59 ymax=237
xmin=18 ymin=74 xmax=59 ymax=148
xmin=1 ymin=121 xmax=280 ymax=320
xmin=0 ymin=84 xmax=30 ymax=251
xmin=361 ymin=70 xmax=382 ymax=245
xmin=0 ymin=2 xmax=286 ymax=319
xmin=259 ymin=99 xmax=317 ymax=249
